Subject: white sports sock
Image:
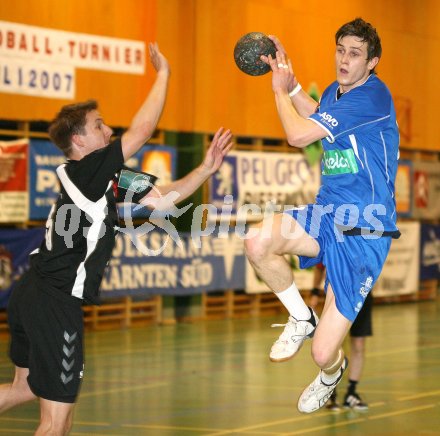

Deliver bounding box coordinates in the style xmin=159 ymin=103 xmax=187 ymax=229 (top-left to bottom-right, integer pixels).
xmin=322 ymin=351 xmax=344 ymax=384
xmin=321 ymin=367 xmax=341 ymax=385
xmin=274 ymin=282 xmax=311 ymax=320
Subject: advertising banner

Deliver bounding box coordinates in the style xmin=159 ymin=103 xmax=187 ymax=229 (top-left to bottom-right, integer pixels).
xmin=101 ymin=230 xmax=245 ymax=297
xmin=0 ymin=20 xmax=145 ymax=74
xmin=374 ymin=221 xmax=420 ymax=297
xmin=420 ymin=224 xmax=440 ymax=280
xmin=0 ymin=228 xmax=244 ymax=305
xmin=411 ymin=161 xmax=440 ymax=219
xmin=29 ymin=139 xmax=65 ymax=220
xmin=209 ymin=150 xmax=321 ymax=221
xmin=0 ymin=58 xmax=75 ymax=100
xmin=0 ymin=228 xmax=45 ymax=308
xmin=0 ymin=138 xmax=29 ymax=222
xmin=0 ymin=20 xmax=145 ymax=99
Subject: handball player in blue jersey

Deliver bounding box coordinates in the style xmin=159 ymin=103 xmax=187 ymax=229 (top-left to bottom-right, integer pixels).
xmin=245 ymin=18 xmax=400 ymax=413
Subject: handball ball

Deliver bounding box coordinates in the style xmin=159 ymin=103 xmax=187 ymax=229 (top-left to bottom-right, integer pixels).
xmin=234 ymin=32 xmax=276 ymax=76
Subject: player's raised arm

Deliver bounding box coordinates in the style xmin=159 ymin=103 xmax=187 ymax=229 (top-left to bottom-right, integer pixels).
xmin=266 ymin=51 xmax=326 ymax=148
xmin=121 ymin=42 xmax=170 ymax=161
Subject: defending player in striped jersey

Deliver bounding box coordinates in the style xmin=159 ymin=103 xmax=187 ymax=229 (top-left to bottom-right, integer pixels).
xmin=0 ymin=42 xmax=232 ymax=434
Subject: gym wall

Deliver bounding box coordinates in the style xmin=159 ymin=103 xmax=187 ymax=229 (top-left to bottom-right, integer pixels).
xmin=0 ymin=0 xmax=157 ymax=127
xmin=0 ymin=0 xmax=439 ymax=151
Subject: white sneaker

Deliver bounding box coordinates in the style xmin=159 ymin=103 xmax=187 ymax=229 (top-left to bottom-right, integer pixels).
xmin=298 ymin=357 xmax=348 ymax=413
xmin=269 ymin=307 xmax=318 ymax=362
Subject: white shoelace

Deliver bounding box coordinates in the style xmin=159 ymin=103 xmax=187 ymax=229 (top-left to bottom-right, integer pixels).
xmin=270 ymin=320 xmax=296 ymax=342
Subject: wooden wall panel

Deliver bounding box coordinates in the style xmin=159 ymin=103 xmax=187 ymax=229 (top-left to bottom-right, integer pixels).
xmin=155 ymin=0 xmax=196 ymax=133
xmin=157 ymin=0 xmax=440 ymax=151
xmin=1 ymin=0 xmax=439 ymax=151
xmin=0 ymin=0 xmax=157 ymax=127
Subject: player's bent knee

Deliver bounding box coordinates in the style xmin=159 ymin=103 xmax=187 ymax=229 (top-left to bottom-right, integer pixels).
xmin=244 ymin=233 xmax=271 ymax=263
xmin=15 ymin=379 xmax=37 ymax=403
xmin=22 ymin=387 xmax=37 ymax=403
xmin=311 ymin=346 xmax=339 ymax=369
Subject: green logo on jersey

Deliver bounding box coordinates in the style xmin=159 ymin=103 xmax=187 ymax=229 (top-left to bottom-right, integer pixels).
xmin=118 ymin=169 xmax=156 ymax=193
xmin=322 ymin=149 xmax=359 ymax=175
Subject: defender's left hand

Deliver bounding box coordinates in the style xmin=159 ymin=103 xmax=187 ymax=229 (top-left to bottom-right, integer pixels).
xmin=201 ymin=127 xmax=233 ymax=175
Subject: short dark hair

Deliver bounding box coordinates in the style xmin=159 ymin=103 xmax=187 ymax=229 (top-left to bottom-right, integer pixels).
xmin=336 ymin=18 xmax=382 ymax=72
xmin=48 ymin=100 xmax=98 ymax=157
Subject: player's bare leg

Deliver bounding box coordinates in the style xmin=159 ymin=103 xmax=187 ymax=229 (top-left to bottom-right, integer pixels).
xmin=245 ymin=213 xmax=320 ymax=361
xmin=0 ymin=366 xmax=36 ymax=413
xmin=298 ymin=285 xmax=352 ymax=413
xmin=36 ymin=399 xmax=75 ymax=436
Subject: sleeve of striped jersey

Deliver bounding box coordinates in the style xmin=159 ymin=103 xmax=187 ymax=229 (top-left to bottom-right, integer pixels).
xmin=67 ymin=138 xmax=125 ymax=201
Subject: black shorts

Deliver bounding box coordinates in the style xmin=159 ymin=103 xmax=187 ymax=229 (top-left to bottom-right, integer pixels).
xmin=7 ymin=269 xmax=84 ymax=403
xmin=350 ymin=292 xmax=373 ymax=337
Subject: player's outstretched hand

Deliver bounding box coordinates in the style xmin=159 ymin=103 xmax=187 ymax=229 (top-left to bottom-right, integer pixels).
xmin=148 ymin=42 xmax=170 ymax=75
xmin=201 ymin=128 xmax=233 ymax=175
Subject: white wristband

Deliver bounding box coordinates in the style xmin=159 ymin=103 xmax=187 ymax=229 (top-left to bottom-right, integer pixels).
xmin=288 ymin=83 xmax=302 ymax=97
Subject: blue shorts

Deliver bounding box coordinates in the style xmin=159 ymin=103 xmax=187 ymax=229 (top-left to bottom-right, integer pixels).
xmin=285 ymin=205 xmax=391 ymax=322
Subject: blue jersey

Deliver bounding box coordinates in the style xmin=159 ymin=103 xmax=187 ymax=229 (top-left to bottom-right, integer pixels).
xmin=309 ymin=74 xmax=399 ymax=234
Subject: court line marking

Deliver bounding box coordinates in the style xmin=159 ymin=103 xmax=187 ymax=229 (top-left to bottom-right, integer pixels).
xmin=224 ymin=432 xmax=282 ymax=436
xmin=70 ymin=433 xmax=116 ymax=436
xmin=122 ymin=423 xmax=227 ymax=432
xmin=79 ymin=381 xmax=169 ymax=398
xmin=0 ymin=416 xmax=110 ymax=426
xmin=3 ymin=340 xmax=438 ymax=369
xmin=194 ymin=381 xmax=431 ymax=397
xmin=365 ymin=343 xmax=440 ymax=358
xmin=203 ymin=415 xmax=318 ymax=436
xmin=73 ymin=420 xmax=111 ymax=426
xmin=0 ymin=417 xmax=37 ymax=423
xmin=1 ymin=313 xmax=440 ymax=434
xmin=398 ymin=390 xmax=440 ymax=401
xmin=204 ymin=403 xmax=437 ymax=435
xmin=86 ymin=342 xmax=440 ymax=359
xmin=368 ymin=401 xmax=386 ymax=407
xmin=367 ymin=403 xmax=436 ymax=420
xmin=280 ymin=418 xmax=366 ymax=435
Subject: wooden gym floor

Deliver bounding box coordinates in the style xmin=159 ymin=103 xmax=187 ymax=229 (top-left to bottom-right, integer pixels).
xmin=0 ymin=297 xmax=439 ymax=435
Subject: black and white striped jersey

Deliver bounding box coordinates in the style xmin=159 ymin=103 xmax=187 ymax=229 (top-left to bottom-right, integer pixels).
xmin=30 ymin=139 xmax=124 ymax=305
